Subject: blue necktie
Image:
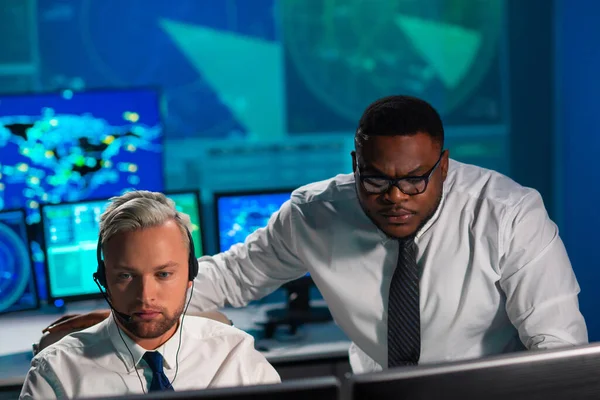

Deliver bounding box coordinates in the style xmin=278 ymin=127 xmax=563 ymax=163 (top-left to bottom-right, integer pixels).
xmin=387 ymin=238 xmax=421 ymax=368
xmin=142 ymin=351 xmax=174 ymax=391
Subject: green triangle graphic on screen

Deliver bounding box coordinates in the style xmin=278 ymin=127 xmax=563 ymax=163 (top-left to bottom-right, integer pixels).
xmin=394 ymin=15 xmax=482 ymax=89
xmin=159 ymin=18 xmax=285 ymax=138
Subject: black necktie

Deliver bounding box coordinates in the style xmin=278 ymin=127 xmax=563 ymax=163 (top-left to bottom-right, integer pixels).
xmin=387 ymin=238 xmax=421 ymax=368
xmin=142 ymin=352 xmax=174 ymax=391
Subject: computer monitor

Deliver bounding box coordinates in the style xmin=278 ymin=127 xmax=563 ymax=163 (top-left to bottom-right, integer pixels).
xmin=0 ymin=208 xmax=39 ymax=314
xmin=348 ymin=343 xmax=600 ymax=400
xmin=41 ymin=192 xmax=204 ymax=303
xmin=0 ymin=87 xmax=164 ymax=222
xmin=41 ymin=198 xmax=108 ymax=302
xmin=214 ymin=189 xmax=293 ymax=253
xmin=86 ymin=377 xmax=340 ymax=400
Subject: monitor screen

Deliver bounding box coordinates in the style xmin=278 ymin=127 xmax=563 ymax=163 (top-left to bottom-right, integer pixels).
xmin=215 ymin=190 xmax=292 ymax=253
xmin=42 ymin=199 xmax=108 ymax=301
xmin=42 ymin=192 xmax=204 ymax=302
xmin=0 ymin=209 xmax=38 ymax=314
xmin=0 ymin=87 xmax=164 ymax=224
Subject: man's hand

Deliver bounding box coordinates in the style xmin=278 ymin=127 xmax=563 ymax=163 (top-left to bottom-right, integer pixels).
xmin=42 ymin=310 xmax=111 ymax=334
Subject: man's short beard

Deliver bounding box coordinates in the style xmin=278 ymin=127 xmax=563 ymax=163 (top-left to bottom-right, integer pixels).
xmin=118 ymin=300 xmax=185 ymax=339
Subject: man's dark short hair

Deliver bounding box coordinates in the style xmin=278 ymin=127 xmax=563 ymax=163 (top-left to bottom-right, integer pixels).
xmin=355 ymin=95 xmax=444 ymax=149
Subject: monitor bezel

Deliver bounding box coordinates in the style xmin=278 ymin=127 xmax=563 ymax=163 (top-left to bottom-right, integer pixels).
xmin=212 ymin=188 xmax=296 ymax=254
xmin=0 ymin=207 xmax=40 ymax=315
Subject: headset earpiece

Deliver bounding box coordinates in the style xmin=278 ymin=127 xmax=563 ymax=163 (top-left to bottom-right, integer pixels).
xmin=95 ymin=240 xmax=107 ymax=288
xmin=186 ymin=230 xmax=199 ymax=281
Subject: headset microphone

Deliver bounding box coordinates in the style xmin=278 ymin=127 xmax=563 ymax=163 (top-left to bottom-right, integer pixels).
xmin=93 ymin=273 xmax=133 ymax=323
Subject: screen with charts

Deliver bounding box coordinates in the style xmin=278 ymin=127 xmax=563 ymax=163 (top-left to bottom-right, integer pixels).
xmin=42 ymin=199 xmax=108 ymax=301
xmin=215 ymin=190 xmax=292 ymax=253
xmin=42 ymin=192 xmax=205 ymax=302
xmin=0 ymin=209 xmax=38 ymax=314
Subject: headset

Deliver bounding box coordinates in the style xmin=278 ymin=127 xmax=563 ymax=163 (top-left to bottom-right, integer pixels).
xmin=93 ymin=223 xmax=199 ymax=393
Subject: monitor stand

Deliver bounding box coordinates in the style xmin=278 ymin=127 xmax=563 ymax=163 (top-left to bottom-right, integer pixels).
xmin=262 ymin=276 xmax=332 ymax=339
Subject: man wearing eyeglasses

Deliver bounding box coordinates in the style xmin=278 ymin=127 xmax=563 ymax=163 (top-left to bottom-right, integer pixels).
xmin=49 ymin=95 xmax=587 ymax=374
xmin=192 ymin=94 xmax=587 ymax=372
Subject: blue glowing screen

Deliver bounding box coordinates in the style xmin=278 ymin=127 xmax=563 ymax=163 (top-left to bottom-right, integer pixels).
xmin=0 ymin=209 xmax=38 ymax=314
xmin=42 ymin=199 xmax=108 ymax=300
xmin=216 ymin=191 xmax=291 ymax=253
xmin=0 ymin=88 xmax=164 ymax=224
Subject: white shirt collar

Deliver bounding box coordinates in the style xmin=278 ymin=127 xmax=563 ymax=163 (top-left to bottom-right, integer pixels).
xmin=107 ymin=313 xmax=181 ymax=372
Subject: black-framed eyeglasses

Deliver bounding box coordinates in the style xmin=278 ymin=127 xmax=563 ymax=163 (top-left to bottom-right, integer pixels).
xmin=357 ymin=151 xmax=445 ymax=195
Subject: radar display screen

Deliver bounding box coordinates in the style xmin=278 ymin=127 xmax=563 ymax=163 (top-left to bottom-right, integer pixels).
xmin=0 ymin=209 xmax=38 ymax=314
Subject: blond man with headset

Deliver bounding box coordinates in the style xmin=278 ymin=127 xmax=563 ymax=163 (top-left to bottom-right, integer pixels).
xmin=20 ymin=191 xmax=279 ymax=399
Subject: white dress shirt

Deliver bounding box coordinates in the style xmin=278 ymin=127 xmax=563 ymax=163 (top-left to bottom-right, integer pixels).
xmin=190 ymin=159 xmax=588 ymax=373
xmin=19 ymin=314 xmax=280 ymax=399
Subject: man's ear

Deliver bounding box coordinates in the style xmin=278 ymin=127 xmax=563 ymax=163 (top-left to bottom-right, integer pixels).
xmin=441 ymin=149 xmax=450 ymax=181
xmin=187 ymin=280 xmax=193 ymax=290
xmin=351 ymin=151 xmax=357 ymax=173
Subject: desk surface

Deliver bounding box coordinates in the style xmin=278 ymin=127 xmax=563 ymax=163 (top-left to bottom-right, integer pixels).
xmin=0 ymin=300 xmax=351 ymax=386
